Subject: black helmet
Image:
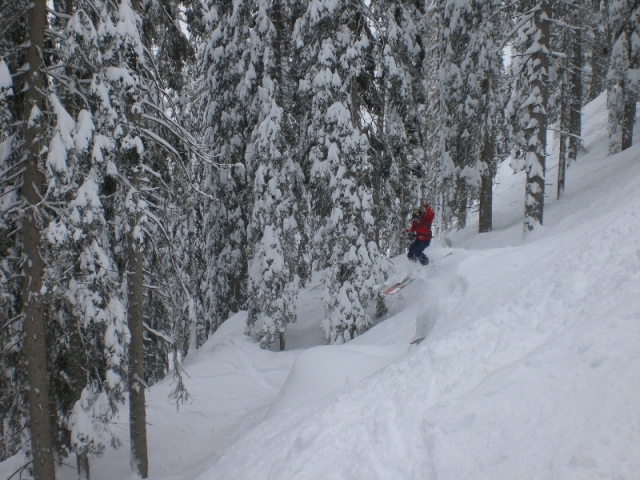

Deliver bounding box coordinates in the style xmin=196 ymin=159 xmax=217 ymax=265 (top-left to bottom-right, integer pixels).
xmin=411 ymin=209 xmax=422 ymax=220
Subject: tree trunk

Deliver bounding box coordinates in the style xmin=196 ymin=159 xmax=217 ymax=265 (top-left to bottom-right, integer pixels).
xmin=569 ymin=16 xmax=583 ymax=162
xmin=588 ymin=0 xmax=608 ymax=101
xmin=478 ymin=76 xmax=495 ymax=233
xmin=126 ymin=0 xmax=148 ymax=477
xmin=524 ymin=1 xmax=550 ymax=231
xmin=272 ymin=0 xmax=290 ymax=352
xmin=558 ymin=28 xmax=570 ymax=200
xmin=76 ymin=453 xmax=90 ymax=480
xmin=557 ymin=129 xmax=568 ymax=200
xmin=271 ymin=0 xmax=284 ymax=83
xmin=127 ymin=166 xmax=148 ymax=479
xmin=623 ymin=13 xmax=638 ymax=152
xmin=478 ymin=135 xmax=494 ymax=233
xmin=22 ymin=0 xmax=56 ymax=478
xmin=455 ymin=177 xmax=467 ymax=230
xmin=621 ymin=99 xmax=635 ymax=151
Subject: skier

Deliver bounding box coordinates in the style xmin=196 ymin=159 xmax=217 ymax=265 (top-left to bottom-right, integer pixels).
xmin=401 ymin=201 xmax=434 ymax=266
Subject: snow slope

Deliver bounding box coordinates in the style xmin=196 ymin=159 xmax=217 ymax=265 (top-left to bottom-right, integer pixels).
xmin=2 ymin=93 xmax=640 ymax=480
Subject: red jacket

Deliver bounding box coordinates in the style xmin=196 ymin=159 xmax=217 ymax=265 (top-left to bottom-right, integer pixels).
xmin=409 ymin=206 xmax=434 ymax=242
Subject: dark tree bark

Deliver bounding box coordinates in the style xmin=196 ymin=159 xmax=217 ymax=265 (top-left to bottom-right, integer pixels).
xmin=622 ymin=99 xmax=636 ymax=150
xmin=479 ymin=75 xmax=496 ymax=233
xmin=478 ymin=132 xmax=495 ymax=233
xmin=127 ymin=165 xmax=148 ymax=479
xmin=558 ymin=28 xmax=571 ymax=200
xmin=569 ymin=11 xmax=583 ymax=162
xmin=620 ymin=21 xmax=636 ymax=152
xmin=455 ymin=177 xmax=468 ymax=230
xmin=557 ymin=111 xmax=569 ymax=199
xmin=271 ymin=0 xmax=284 ymax=82
xmin=524 ymin=1 xmax=550 ymax=230
xmin=127 ymin=0 xmax=149 ymax=476
xmin=272 ymin=0 xmax=288 ymax=352
xmin=22 ymin=0 xmax=56 ymax=478
xmin=588 ymin=0 xmax=609 ymax=101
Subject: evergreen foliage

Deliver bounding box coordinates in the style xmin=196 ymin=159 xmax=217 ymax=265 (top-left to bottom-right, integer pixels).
xmin=372 ymin=0 xmax=430 ymax=255
xmin=199 ymin=0 xmax=256 ymax=334
xmin=434 ymin=0 xmax=504 ymax=232
xmin=294 ymin=0 xmax=386 ymax=344
xmin=245 ymin=0 xmax=306 ymax=350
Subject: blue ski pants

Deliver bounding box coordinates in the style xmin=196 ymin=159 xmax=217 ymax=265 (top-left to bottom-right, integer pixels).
xmin=407 ymin=239 xmax=431 ymax=265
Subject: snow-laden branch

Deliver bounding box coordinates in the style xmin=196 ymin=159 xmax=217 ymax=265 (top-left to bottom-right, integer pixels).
xmin=547 ymin=127 xmax=583 ymax=142
xmin=143 ymin=322 xmax=174 ymax=345
xmin=507 ymin=11 xmax=535 ymax=38
xmin=45 ymin=6 xmax=72 ymax=20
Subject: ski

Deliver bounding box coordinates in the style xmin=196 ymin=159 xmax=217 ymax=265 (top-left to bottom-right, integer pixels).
xmin=382 ymin=277 xmax=414 ymax=295
xmin=410 ymin=336 xmax=425 ymax=345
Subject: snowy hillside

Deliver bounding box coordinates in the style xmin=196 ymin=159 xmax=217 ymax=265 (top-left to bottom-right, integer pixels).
xmin=2 ymin=94 xmax=640 ymax=479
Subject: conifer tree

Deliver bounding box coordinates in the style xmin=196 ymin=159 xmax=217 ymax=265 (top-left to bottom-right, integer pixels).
xmin=2 ymin=0 xmax=200 ymax=477
xmin=435 ymin=0 xmax=473 ymax=230
xmin=507 ymin=0 xmax=552 ymax=231
xmin=551 ymin=1 xmax=586 ymax=199
xmin=200 ymin=0 xmax=257 ymax=332
xmin=587 ymin=0 xmax=609 ymax=102
xmin=435 ymin=0 xmax=503 ymax=232
xmin=473 ymin=0 xmax=504 ymax=234
xmin=294 ymin=0 xmax=386 ymax=344
xmin=556 ymin=22 xmax=573 ymax=199
xmin=39 ymin=4 xmax=134 ymax=477
xmin=245 ymin=0 xmax=307 ymax=350
xmin=371 ymin=0 xmax=430 ymax=254
xmin=0 ymin=2 xmax=29 ymax=462
xmin=91 ymin=0 xmax=198 ymax=475
xmin=0 ymin=1 xmax=125 ymax=476
xmin=607 ymin=1 xmax=640 ymax=153
xmin=19 ymin=0 xmax=57 ymax=476
xmin=568 ymin=6 xmax=584 ymax=164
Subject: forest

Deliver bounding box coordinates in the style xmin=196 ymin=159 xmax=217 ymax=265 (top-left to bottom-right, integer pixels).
xmin=1 ymin=0 xmax=638 ymax=479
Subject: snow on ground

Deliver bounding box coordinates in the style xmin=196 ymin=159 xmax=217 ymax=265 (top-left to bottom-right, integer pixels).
xmin=2 ymin=93 xmax=640 ymax=480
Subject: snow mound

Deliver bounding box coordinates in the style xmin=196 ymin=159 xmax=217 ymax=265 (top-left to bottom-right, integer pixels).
xmin=266 ymin=344 xmax=407 ymax=418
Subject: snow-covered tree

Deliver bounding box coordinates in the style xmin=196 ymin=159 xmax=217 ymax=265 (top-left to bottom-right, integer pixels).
xmin=435 ymin=0 xmax=472 ymax=230
xmin=434 ymin=0 xmax=504 ymax=232
xmin=90 ymin=0 xmax=199 ymax=474
xmin=199 ymin=0 xmax=258 ymax=332
xmin=0 ymin=51 xmax=26 ymax=462
xmin=370 ymin=0 xmax=430 ymax=255
xmin=37 ymin=5 xmax=135 ymax=476
xmin=607 ymin=0 xmax=640 ymax=153
xmin=507 ymin=0 xmax=552 ymax=231
xmin=23 ymin=3 xmax=59 ymax=478
xmin=87 ymin=1 xmax=153 ymax=474
xmin=0 ymin=1 xmax=123 ymax=475
xmin=587 ymin=0 xmax=609 ymax=102
xmin=0 ymin=3 xmax=27 ymax=458
xmin=245 ymin=0 xmax=307 ymax=350
xmin=550 ymin=1 xmax=586 ymax=199
xmin=294 ymin=0 xmax=386 ymax=344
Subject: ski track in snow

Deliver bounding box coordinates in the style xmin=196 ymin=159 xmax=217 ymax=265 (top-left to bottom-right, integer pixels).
xmin=2 ymin=94 xmax=640 ymax=480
